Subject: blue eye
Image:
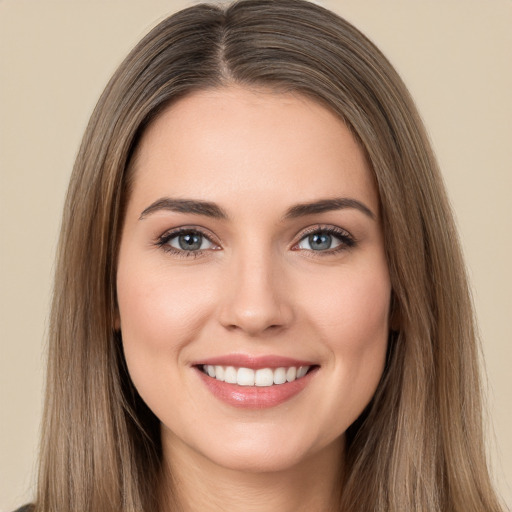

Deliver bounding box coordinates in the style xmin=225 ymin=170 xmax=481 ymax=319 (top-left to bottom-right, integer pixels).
xmin=303 ymin=232 xmax=338 ymax=251
xmin=158 ymin=229 xmax=217 ymax=253
xmin=171 ymin=232 xmax=206 ymax=251
xmin=296 ymin=228 xmax=354 ymax=252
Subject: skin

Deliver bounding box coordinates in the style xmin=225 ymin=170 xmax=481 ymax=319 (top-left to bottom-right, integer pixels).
xmin=116 ymin=85 xmax=391 ymax=511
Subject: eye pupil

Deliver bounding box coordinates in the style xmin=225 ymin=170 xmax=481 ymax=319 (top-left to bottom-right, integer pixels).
xmin=179 ymin=233 xmax=202 ymax=250
xmin=309 ymin=233 xmax=332 ymax=250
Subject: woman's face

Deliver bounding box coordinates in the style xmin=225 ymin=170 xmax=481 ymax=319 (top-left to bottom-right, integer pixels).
xmin=117 ymin=86 xmax=391 ymax=473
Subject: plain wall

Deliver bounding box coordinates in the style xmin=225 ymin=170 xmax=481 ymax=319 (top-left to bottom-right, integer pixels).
xmin=1 ymin=0 xmax=511 ymax=510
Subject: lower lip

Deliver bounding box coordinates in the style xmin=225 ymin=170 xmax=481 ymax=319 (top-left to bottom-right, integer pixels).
xmin=196 ymin=367 xmax=317 ymax=409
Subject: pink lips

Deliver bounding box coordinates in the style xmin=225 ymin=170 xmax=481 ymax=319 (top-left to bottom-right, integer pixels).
xmin=192 ymin=354 xmax=318 ymax=409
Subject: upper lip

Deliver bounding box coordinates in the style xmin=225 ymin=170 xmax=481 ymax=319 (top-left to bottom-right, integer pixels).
xmin=192 ymin=354 xmax=317 ymax=370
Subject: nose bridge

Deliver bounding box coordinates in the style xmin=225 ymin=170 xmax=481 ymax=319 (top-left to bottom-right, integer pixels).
xmin=218 ymin=240 xmax=292 ymax=335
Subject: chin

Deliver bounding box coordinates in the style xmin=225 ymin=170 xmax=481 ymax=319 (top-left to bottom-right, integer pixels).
xmin=205 ymin=448 xmax=310 ymax=474
xmin=186 ymin=426 xmax=342 ymax=475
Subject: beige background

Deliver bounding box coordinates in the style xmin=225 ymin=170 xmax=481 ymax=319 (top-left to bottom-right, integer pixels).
xmin=0 ymin=0 xmax=511 ymax=510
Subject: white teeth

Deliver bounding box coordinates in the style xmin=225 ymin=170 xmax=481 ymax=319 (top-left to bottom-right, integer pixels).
xmin=215 ymin=365 xmax=224 ymax=381
xmin=297 ymin=366 xmax=308 ymax=378
xmin=286 ymin=366 xmax=297 ymax=382
xmin=255 ymin=368 xmax=274 ymax=387
xmin=273 ymin=367 xmax=287 ymax=385
xmin=224 ymin=366 xmax=237 ymax=384
xmin=202 ymin=364 xmax=312 ymax=387
xmin=237 ymin=367 xmax=255 ymax=386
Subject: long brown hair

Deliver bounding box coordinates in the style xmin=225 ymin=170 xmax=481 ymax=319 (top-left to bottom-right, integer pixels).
xmin=35 ymin=1 xmax=504 ymax=510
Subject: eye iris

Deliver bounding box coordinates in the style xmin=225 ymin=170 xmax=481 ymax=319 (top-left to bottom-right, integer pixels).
xmin=309 ymin=232 xmax=332 ymax=250
xmin=178 ymin=233 xmax=202 ymax=250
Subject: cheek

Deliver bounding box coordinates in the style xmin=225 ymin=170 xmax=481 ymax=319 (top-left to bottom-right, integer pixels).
xmin=115 ymin=261 xmax=217 ymax=399
xmin=305 ymin=263 xmax=391 ymax=348
xmin=299 ymin=261 xmax=390 ymax=417
xmin=117 ymin=262 xmax=214 ymax=346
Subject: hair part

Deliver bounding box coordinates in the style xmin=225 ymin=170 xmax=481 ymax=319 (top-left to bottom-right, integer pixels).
xmin=36 ymin=1 xmax=503 ymax=511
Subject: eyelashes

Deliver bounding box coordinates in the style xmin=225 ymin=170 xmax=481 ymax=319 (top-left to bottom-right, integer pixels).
xmin=155 ymin=224 xmax=357 ymax=259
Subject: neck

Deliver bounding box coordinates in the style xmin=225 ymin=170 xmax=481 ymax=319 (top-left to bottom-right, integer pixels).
xmin=160 ymin=433 xmax=345 ymax=512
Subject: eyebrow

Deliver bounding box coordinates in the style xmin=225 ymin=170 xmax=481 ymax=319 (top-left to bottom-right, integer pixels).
xmin=139 ymin=198 xmax=228 ymax=220
xmin=283 ymin=198 xmax=375 ymax=220
xmin=139 ymin=196 xmax=375 ymax=221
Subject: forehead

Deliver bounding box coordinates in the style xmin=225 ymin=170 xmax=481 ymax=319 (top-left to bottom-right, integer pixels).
xmin=129 ymin=85 xmax=378 ymax=216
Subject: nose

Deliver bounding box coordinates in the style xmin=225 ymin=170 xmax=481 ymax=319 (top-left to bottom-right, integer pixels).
xmin=217 ymin=250 xmax=294 ymax=337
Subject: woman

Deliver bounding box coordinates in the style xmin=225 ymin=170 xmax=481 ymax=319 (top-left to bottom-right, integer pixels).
xmin=18 ymin=0 xmax=505 ymax=510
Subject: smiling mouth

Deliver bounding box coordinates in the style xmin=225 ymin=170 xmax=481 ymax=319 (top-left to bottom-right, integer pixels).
xmin=199 ymin=364 xmax=315 ymax=387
